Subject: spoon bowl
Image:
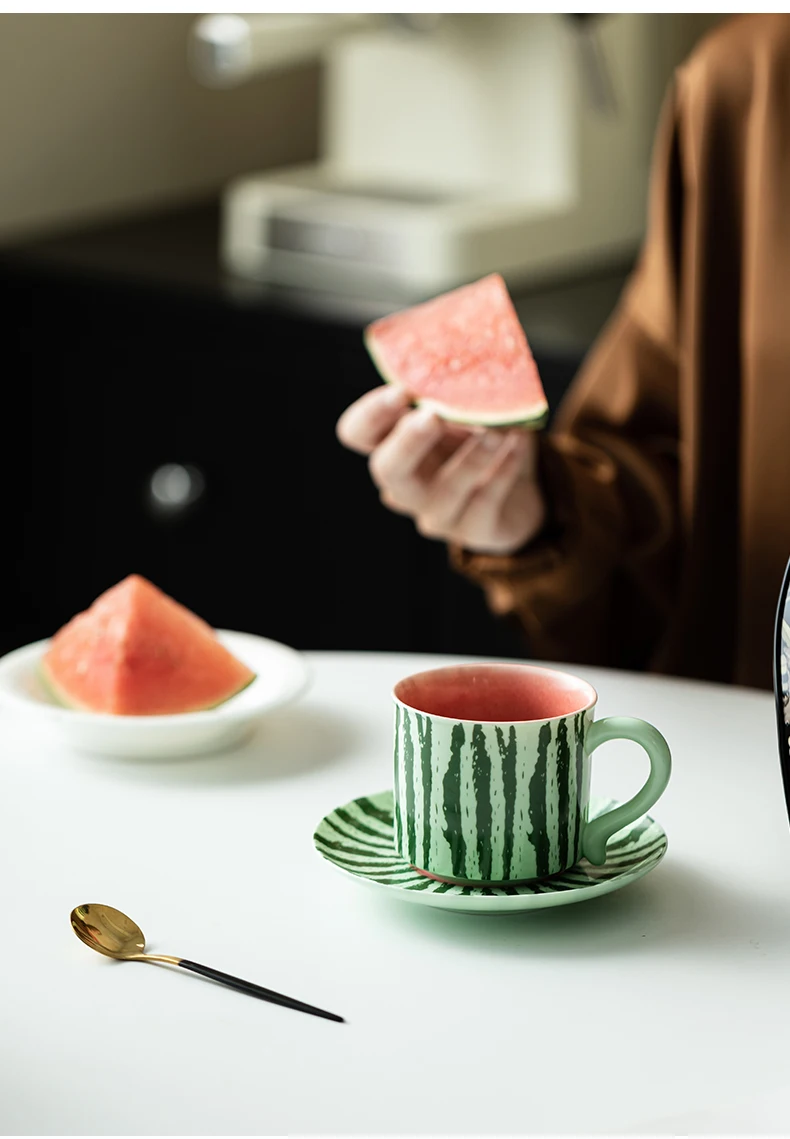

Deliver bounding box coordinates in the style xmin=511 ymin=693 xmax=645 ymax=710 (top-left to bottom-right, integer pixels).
xmin=71 ymin=904 xmax=146 ymax=959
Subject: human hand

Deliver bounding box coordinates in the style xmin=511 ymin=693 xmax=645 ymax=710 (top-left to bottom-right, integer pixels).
xmin=336 ymin=386 xmax=547 ymax=555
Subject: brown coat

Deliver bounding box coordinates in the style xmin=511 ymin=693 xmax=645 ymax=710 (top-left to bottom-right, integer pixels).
xmin=454 ymin=14 xmax=790 ymax=690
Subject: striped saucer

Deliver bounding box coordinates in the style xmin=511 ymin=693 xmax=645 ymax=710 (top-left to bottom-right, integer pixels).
xmin=313 ymin=791 xmax=667 ymax=914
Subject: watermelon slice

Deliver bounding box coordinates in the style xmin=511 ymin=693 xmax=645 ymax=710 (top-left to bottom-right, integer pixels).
xmin=41 ymin=575 xmax=256 ymax=716
xmin=364 ymin=273 xmax=548 ymax=428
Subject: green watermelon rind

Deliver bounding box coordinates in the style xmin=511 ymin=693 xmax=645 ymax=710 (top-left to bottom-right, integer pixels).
xmin=404 ymin=392 xmax=549 ymax=430
xmin=364 ymin=332 xmax=549 ymax=430
xmin=37 ymin=658 xmax=257 ymax=717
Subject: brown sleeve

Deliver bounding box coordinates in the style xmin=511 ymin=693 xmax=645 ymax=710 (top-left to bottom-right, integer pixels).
xmin=451 ymin=79 xmax=686 ymax=670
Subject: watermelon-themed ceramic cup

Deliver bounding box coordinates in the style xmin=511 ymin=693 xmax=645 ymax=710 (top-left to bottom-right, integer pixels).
xmin=392 ymin=663 xmax=671 ymax=885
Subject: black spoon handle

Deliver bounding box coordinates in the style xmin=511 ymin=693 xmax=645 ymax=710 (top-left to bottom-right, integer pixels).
xmin=177 ymin=959 xmax=344 ymax=1023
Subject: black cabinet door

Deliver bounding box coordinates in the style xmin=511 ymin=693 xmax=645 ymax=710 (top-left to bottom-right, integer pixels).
xmin=3 ymin=271 xmax=536 ymax=659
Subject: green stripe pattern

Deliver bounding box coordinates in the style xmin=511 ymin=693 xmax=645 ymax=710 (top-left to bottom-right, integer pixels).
xmin=393 ymin=706 xmax=592 ymax=883
xmin=314 ymin=791 xmax=666 ymax=898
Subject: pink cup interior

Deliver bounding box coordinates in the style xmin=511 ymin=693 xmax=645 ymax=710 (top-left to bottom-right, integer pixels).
xmin=394 ymin=663 xmax=596 ymax=723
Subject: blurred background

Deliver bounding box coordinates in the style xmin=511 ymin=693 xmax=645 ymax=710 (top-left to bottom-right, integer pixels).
xmin=0 ymin=12 xmax=723 ymax=661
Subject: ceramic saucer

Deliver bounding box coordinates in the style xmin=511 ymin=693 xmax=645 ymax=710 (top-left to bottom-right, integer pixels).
xmin=314 ymin=791 xmax=667 ymax=914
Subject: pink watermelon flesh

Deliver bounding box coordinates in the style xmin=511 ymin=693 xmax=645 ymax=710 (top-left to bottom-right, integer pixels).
xmin=364 ymin=273 xmax=548 ymax=428
xmin=41 ymin=574 xmax=256 ymax=716
xmin=395 ymin=664 xmax=592 ymax=722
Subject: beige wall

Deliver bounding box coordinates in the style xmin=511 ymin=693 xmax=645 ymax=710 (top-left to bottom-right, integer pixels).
xmin=0 ymin=14 xmax=319 ymax=243
xmin=0 ymin=14 xmax=723 ymax=246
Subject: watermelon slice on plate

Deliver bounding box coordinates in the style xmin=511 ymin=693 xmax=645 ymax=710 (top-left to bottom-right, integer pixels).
xmin=40 ymin=574 xmax=256 ymax=716
xmin=364 ymin=273 xmax=548 ymax=428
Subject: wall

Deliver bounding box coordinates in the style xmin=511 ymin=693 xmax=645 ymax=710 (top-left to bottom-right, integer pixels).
xmin=0 ymin=13 xmax=722 ymax=246
xmin=0 ymin=14 xmax=319 ymax=243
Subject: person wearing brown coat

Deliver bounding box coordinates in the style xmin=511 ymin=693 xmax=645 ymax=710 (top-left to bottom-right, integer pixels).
xmin=337 ymin=14 xmax=790 ymax=691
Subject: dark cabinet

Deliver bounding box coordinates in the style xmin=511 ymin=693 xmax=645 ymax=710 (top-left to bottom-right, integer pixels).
xmin=0 ymin=203 xmax=630 ymax=659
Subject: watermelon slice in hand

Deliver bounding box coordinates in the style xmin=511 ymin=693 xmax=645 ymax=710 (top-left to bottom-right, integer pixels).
xmin=364 ymin=273 xmax=548 ymax=428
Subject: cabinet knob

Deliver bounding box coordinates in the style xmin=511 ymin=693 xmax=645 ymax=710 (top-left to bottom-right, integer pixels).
xmin=148 ymin=463 xmax=206 ymax=516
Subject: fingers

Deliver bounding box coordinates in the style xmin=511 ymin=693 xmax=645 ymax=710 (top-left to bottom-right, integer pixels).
xmin=368 ymin=408 xmax=445 ymax=513
xmin=469 ymin=432 xmax=536 ymax=514
xmin=336 ymin=385 xmax=412 ymax=455
xmin=338 ymin=383 xmax=543 ymax=554
xmin=416 ymin=431 xmax=531 ymax=538
xmin=454 ymin=434 xmax=546 ymax=552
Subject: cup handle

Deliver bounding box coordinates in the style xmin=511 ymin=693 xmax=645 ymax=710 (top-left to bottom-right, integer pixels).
xmin=581 ymin=716 xmax=672 ymax=866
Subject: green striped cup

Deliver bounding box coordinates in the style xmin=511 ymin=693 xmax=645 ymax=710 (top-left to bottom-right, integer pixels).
xmin=393 ymin=663 xmax=671 ymax=885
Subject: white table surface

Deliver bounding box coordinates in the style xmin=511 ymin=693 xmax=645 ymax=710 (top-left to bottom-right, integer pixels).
xmin=2 ymin=649 xmax=789 ymax=1137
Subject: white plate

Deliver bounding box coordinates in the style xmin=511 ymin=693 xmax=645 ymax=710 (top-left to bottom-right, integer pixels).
xmin=0 ymin=630 xmax=310 ymax=758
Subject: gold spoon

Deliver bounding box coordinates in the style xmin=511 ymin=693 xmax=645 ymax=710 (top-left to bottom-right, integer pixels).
xmin=71 ymin=904 xmax=344 ymax=1023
